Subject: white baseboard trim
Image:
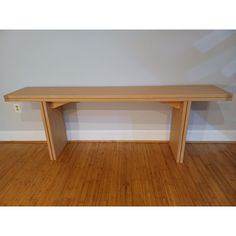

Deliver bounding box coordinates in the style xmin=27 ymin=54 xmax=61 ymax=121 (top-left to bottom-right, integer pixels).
xmin=0 ymin=131 xmax=46 ymax=141
xmin=0 ymin=130 xmax=236 ymax=141
xmin=187 ymin=130 xmax=236 ymax=141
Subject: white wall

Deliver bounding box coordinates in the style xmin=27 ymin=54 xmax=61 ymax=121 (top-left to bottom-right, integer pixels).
xmin=0 ymin=30 xmax=235 ymax=141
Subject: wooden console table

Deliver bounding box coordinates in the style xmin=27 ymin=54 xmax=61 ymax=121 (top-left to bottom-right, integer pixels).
xmin=4 ymin=85 xmax=233 ymax=163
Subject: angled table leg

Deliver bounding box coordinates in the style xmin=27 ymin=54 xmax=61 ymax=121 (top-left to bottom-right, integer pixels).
xmin=40 ymin=101 xmax=67 ymax=160
xmin=169 ymin=101 xmax=191 ymax=163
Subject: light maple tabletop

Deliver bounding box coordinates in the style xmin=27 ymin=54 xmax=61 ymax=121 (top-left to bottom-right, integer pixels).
xmin=4 ymin=85 xmax=233 ymax=163
xmin=4 ymin=85 xmax=232 ymax=102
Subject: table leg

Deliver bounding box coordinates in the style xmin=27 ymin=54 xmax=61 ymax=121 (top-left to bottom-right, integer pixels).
xmin=40 ymin=101 xmax=67 ymax=160
xmin=169 ymin=101 xmax=191 ymax=163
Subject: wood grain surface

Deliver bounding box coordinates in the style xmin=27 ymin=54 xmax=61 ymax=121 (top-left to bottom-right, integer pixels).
xmin=170 ymin=101 xmax=191 ymax=163
xmin=40 ymin=102 xmax=67 ymax=160
xmin=0 ymin=142 xmax=235 ymax=206
xmin=4 ymin=85 xmax=233 ymax=102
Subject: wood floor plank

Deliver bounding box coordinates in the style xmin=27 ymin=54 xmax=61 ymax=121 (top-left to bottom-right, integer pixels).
xmin=0 ymin=142 xmax=235 ymax=206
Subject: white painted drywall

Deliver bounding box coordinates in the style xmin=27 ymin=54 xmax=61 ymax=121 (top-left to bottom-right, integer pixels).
xmin=0 ymin=30 xmax=235 ymax=141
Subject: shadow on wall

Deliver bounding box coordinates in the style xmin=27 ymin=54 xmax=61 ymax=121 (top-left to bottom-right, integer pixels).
xmin=189 ymin=84 xmax=236 ymax=135
xmin=63 ymin=102 xmax=171 ymax=130
xmin=189 ymin=102 xmax=223 ymax=127
xmin=189 ymin=85 xmax=235 ymax=126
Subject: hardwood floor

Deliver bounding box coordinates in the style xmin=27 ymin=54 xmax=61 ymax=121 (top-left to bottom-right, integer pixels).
xmin=0 ymin=142 xmax=235 ymax=206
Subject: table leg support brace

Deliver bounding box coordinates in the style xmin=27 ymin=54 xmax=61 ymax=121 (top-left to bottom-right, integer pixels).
xmin=169 ymin=101 xmax=191 ymax=163
xmin=40 ymin=102 xmax=67 ymax=160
